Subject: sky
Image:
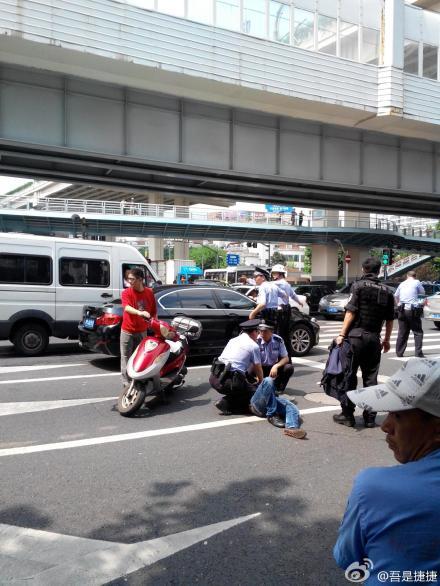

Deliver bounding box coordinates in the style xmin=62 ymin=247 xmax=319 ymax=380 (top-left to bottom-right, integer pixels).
xmin=0 ymin=176 xmax=29 ymax=195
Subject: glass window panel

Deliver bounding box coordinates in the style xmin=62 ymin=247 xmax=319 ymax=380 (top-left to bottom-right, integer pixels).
xmin=361 ymin=0 xmax=382 ymax=30
xmin=157 ymin=0 xmax=185 ymax=17
xmin=293 ymin=8 xmax=315 ymax=50
xmin=317 ymin=14 xmax=337 ymax=55
xmin=317 ymin=0 xmax=337 ymax=17
xmin=423 ymin=44 xmax=438 ymax=80
xmin=216 ymin=0 xmax=240 ymax=31
xmin=269 ymin=1 xmax=290 ymax=44
xmin=242 ymin=0 xmax=267 ymax=37
xmin=361 ymin=26 xmax=379 ymax=64
xmin=340 ymin=0 xmax=359 ymax=24
xmin=340 ymin=21 xmax=358 ymax=60
xmin=178 ymin=289 xmax=217 ymax=309
xmin=187 ymin=0 xmax=214 ymax=25
xmin=59 ymin=258 xmax=110 ymax=287
xmin=403 ymin=40 xmax=419 ymax=75
xmin=158 ymin=291 xmax=182 ymax=309
xmin=216 ymin=289 xmax=255 ymax=310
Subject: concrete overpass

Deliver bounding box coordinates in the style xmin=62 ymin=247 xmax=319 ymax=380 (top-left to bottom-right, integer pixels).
xmin=0 ymin=1 xmax=440 ymax=217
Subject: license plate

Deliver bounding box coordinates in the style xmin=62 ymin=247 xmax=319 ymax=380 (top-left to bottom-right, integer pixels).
xmin=83 ymin=317 xmax=95 ymax=329
xmin=431 ymin=314 xmax=440 ymax=319
xmin=328 ymin=307 xmax=339 ymax=313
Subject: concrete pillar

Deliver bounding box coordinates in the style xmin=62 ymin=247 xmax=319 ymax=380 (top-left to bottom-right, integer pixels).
xmin=148 ymin=238 xmax=164 ymax=261
xmin=382 ymin=0 xmax=404 ymax=69
xmin=312 ymin=209 xmax=339 ymax=228
xmin=344 ymin=211 xmax=370 ymax=230
xmin=345 ymin=247 xmax=371 ymax=283
xmin=174 ymin=240 xmax=190 ymax=258
xmin=311 ymin=244 xmax=339 ymax=286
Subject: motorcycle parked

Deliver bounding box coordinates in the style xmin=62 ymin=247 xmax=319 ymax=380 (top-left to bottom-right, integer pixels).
xmin=117 ymin=316 xmax=202 ymax=417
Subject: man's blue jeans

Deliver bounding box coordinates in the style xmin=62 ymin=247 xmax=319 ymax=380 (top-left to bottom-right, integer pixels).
xmin=250 ymin=377 xmax=300 ymax=428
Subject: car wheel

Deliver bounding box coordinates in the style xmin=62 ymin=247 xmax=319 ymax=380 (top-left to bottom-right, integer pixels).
xmin=289 ymin=324 xmax=313 ymax=356
xmin=12 ymin=322 xmax=49 ymax=356
xmin=434 ymin=321 xmax=440 ymax=330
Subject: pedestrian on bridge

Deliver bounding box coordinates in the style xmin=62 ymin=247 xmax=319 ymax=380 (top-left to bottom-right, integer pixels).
xmin=394 ymin=271 xmax=425 ymax=358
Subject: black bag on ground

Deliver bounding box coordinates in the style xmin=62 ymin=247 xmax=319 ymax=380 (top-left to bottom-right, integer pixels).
xmin=320 ymin=339 xmax=354 ymax=401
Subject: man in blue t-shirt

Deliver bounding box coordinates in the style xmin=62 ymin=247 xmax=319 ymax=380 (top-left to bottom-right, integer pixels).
xmin=334 ymin=358 xmax=440 ymax=584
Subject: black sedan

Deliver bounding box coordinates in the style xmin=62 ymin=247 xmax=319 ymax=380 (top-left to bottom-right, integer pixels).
xmin=78 ymin=285 xmax=320 ymax=358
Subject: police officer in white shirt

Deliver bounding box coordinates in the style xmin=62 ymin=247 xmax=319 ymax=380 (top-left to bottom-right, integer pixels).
xmin=249 ymin=267 xmax=285 ymax=333
xmin=271 ymin=264 xmax=303 ymax=356
xmin=209 ymin=319 xmax=263 ymax=414
xmin=394 ymin=271 xmax=425 ymax=358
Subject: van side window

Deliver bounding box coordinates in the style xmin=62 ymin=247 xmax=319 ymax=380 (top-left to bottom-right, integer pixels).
xmin=0 ymin=253 xmax=52 ymax=284
xmin=122 ymin=264 xmax=156 ymax=288
xmin=59 ymin=258 xmax=110 ymax=287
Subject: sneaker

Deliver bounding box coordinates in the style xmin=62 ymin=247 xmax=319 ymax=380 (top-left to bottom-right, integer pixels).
xmin=249 ymin=403 xmax=264 ymax=417
xmin=333 ymin=412 xmax=355 ymax=427
xmin=284 ymin=428 xmax=307 ymax=439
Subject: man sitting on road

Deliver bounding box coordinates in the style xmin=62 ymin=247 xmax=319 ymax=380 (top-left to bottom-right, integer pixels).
xmin=334 ymin=358 xmax=440 ymax=582
xmin=257 ymin=321 xmax=294 ymax=395
xmin=209 ymin=319 xmax=263 ymax=415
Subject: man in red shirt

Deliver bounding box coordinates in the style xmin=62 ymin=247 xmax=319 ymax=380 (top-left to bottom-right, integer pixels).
xmin=120 ymin=268 xmax=157 ymax=387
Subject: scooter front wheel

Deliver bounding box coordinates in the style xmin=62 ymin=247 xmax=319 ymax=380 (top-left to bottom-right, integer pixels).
xmin=117 ymin=381 xmax=146 ymax=416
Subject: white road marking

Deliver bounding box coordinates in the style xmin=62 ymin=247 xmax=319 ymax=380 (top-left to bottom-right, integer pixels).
xmin=0 ymin=405 xmax=340 ymax=458
xmin=294 ymin=356 xmax=388 ymax=383
xmin=391 ymin=354 xmax=440 ymax=362
xmin=0 ymin=398 xmax=115 ymax=417
xmin=0 ymin=513 xmax=260 ymax=584
xmin=0 ymin=363 xmax=86 ymax=374
xmin=0 ymin=372 xmax=119 ymax=385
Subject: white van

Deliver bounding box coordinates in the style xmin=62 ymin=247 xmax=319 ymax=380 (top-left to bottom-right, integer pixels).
xmin=0 ymin=233 xmax=158 ymax=355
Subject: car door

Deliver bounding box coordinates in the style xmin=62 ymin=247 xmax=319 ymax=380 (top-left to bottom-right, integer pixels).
xmin=156 ymin=287 xmax=223 ymax=355
xmin=214 ymin=288 xmax=256 ymax=343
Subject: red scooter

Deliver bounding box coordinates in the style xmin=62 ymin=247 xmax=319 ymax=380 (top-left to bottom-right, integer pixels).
xmin=117 ymin=316 xmax=202 ymax=417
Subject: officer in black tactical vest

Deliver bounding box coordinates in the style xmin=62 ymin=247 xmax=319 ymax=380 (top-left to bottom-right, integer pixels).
xmin=334 ymin=257 xmax=395 ymax=428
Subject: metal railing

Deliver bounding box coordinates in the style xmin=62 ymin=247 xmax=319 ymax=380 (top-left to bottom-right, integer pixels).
xmin=0 ymin=195 xmax=439 ymax=237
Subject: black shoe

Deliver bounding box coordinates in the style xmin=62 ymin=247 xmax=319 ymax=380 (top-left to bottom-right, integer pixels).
xmin=363 ymin=411 xmax=376 ymax=428
xmin=396 ymin=354 xmax=404 ymax=358
xmin=416 ymin=353 xmax=425 ymax=358
xmin=215 ymin=398 xmax=232 ymax=416
xmin=268 ymin=415 xmax=285 ymax=428
xmin=333 ymin=412 xmax=355 ymax=427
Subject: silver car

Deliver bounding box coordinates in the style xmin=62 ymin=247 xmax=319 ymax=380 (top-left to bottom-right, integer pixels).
xmin=424 ymin=292 xmax=440 ymax=329
xmin=318 ymin=285 xmax=352 ymax=319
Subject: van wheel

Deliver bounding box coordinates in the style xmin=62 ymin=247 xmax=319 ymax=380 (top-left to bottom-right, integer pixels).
xmin=289 ymin=324 xmax=313 ymax=357
xmin=13 ymin=323 xmax=49 ymax=356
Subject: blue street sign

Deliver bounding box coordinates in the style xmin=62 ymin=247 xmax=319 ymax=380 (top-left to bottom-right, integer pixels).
xmin=265 ymin=204 xmax=293 ymax=213
xmin=226 ymin=254 xmax=240 ymax=266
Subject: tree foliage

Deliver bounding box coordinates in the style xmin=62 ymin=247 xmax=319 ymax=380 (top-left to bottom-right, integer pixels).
xmin=270 ymin=251 xmax=287 ymax=265
xmin=189 ymin=246 xmax=227 ymax=270
xmin=303 ymin=246 xmax=312 ymax=274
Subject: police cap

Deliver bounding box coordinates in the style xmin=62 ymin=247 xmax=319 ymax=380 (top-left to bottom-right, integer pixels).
xmin=239 ymin=319 xmax=261 ymax=331
xmin=253 ymin=266 xmax=270 ymax=280
xmin=258 ymin=321 xmax=275 ymax=331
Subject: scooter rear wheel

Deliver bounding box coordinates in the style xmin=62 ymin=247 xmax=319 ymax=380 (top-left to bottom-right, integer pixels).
xmin=117 ymin=381 xmax=146 ymax=416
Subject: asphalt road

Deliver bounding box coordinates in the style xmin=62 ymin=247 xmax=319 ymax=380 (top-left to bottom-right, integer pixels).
xmin=1 ymin=319 xmax=439 ymax=585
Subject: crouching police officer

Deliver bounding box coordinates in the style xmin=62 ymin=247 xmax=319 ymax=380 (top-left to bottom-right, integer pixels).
xmin=209 ymin=319 xmax=263 ymax=415
xmin=257 ymin=321 xmax=294 ymax=395
xmin=334 ymin=257 xmax=395 ymax=428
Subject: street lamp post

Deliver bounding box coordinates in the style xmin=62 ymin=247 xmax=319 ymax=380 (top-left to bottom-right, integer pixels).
xmin=334 ymin=238 xmax=348 ymax=286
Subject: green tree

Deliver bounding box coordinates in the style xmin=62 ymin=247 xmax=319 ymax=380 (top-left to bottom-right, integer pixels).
xmin=270 ymin=251 xmax=287 ymax=265
xmin=303 ymin=246 xmax=311 ymax=274
xmin=189 ymin=245 xmax=226 ymax=270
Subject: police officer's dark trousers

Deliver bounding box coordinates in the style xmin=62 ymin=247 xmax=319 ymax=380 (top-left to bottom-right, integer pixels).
xmin=209 ymin=371 xmax=257 ymax=413
xmin=342 ymin=331 xmax=381 ymax=419
xmin=396 ymin=309 xmax=424 ymax=357
xmin=262 ymin=363 xmax=294 ymax=393
xmin=277 ymin=305 xmax=292 ymax=357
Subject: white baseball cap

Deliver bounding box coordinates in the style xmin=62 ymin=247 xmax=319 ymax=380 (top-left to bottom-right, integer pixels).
xmin=347 ymin=358 xmax=440 ymax=417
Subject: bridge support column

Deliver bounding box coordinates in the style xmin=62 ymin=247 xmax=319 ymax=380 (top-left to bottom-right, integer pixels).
xmin=344 ymin=211 xmax=370 ymax=229
xmin=174 ymin=240 xmax=189 ymax=258
xmin=147 ymin=237 xmax=164 ymax=261
xmin=345 ymin=247 xmax=371 ymax=283
xmin=311 ymin=244 xmax=339 ymax=287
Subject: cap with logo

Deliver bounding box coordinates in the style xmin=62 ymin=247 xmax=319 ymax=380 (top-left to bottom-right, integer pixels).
xmin=239 ymin=319 xmax=261 ymax=331
xmin=347 ymin=358 xmax=440 ymax=417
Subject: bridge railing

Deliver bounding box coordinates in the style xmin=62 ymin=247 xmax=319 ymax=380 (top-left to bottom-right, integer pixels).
xmin=1 ymin=195 xmax=439 ymax=238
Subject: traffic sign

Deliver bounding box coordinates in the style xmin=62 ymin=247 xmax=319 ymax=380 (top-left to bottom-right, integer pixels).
xmin=226 ymin=254 xmax=240 ymax=266
xmin=345 ymin=254 xmax=351 ymax=264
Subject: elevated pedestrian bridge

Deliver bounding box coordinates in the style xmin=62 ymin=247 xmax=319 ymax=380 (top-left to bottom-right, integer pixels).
xmin=1 ymin=197 xmax=439 ymax=254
